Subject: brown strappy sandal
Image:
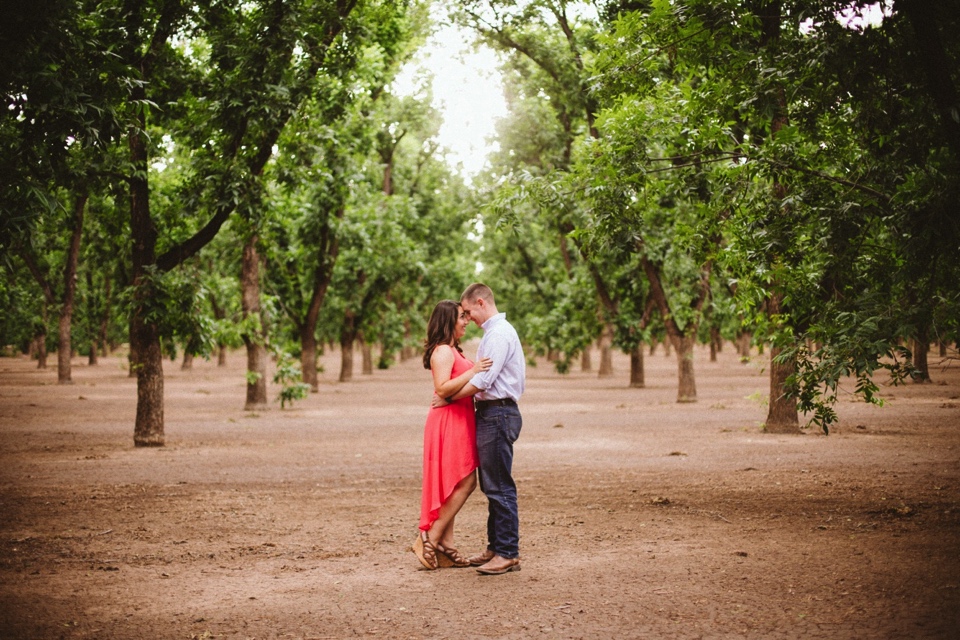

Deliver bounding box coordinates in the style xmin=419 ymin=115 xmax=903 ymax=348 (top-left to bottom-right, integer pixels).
xmin=412 ymin=530 xmax=439 ymax=570
xmin=435 ymin=543 xmax=471 ymax=568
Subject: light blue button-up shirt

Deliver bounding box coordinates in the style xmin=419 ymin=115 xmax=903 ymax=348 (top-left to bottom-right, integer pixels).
xmin=470 ymin=313 xmax=525 ymax=402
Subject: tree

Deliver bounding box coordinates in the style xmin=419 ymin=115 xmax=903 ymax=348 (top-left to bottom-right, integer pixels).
xmin=17 ymin=193 xmax=86 ymax=383
xmin=2 ymin=0 xmax=131 ymax=379
xmin=458 ymin=0 xmax=633 ymax=375
xmin=115 ymin=0 xmax=408 ymax=442
xmin=590 ymin=0 xmax=959 ymax=429
xmin=324 ymin=97 xmax=476 ymax=381
xmin=264 ymin=13 xmax=438 ymax=389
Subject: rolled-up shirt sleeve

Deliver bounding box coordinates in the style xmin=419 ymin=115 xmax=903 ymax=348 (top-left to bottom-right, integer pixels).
xmin=470 ymin=332 xmax=509 ymax=392
xmin=469 ymin=313 xmax=525 ymax=402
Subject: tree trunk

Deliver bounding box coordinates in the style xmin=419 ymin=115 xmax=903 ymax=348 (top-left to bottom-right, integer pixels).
xmin=34 ymin=301 xmax=50 ymax=368
xmin=399 ymin=323 xmax=414 ymax=361
xmin=301 ymin=328 xmax=319 ymax=392
xmin=379 ymin=343 xmax=392 ymax=369
xmin=640 ymin=255 xmax=711 ymax=404
xmin=597 ymin=324 xmax=614 ymax=377
xmin=124 ymin=17 xmax=172 ymax=445
xmin=912 ymin=328 xmax=931 ymax=383
xmin=181 ymin=351 xmax=193 ymax=370
xmin=132 ymin=307 xmax=165 ymax=446
xmin=760 ymin=3 xmax=800 ymax=434
xmin=128 ymin=188 xmax=165 ymax=443
xmin=383 ymin=159 xmax=393 ymax=196
xmin=85 ymin=271 xmax=98 ymax=365
xmin=20 ymin=253 xmax=54 ymax=370
xmin=209 ymin=292 xmax=228 ymax=367
xmin=339 ymin=340 xmax=354 ymax=381
xmin=245 ymin=338 xmax=268 ymax=409
xmin=764 ymin=295 xmax=800 ymax=433
xmin=99 ymin=274 xmax=111 ymax=357
xmin=709 ymin=326 xmax=720 ymax=362
xmin=674 ymin=334 xmax=696 ymax=402
xmin=242 ymin=235 xmax=268 ymax=409
xmin=301 ymin=256 xmax=339 ymax=387
xmin=580 ymin=346 xmax=592 ymax=372
xmin=339 ymin=310 xmax=357 ymax=382
xmin=35 ymin=329 xmax=48 ymax=369
xmin=128 ymin=315 xmax=138 ymax=378
xmin=661 ymin=325 xmax=696 ymax=405
xmin=298 ymin=210 xmax=340 ymax=391
xmin=738 ymin=332 xmax=752 ymax=361
xmin=765 ymin=344 xmax=800 ymax=433
xmin=629 ymin=344 xmax=645 ymax=388
xmin=56 ymin=194 xmax=86 ymax=384
xmin=361 ymin=339 xmax=373 ymax=375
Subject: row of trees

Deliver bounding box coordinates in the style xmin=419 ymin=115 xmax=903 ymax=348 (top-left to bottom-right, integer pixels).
xmin=1 ymin=0 xmax=481 ymax=445
xmin=456 ymin=0 xmax=959 ymax=432
xmin=2 ymin=0 xmax=958 ymax=444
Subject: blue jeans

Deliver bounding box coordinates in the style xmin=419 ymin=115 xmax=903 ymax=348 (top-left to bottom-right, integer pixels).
xmin=475 ymin=403 xmax=522 ymax=559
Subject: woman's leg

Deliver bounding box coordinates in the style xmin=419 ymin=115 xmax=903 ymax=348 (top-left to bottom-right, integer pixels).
xmin=428 ymin=471 xmax=477 ymax=547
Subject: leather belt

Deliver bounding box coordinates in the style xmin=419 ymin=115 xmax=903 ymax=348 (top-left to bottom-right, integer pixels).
xmin=475 ymin=398 xmax=516 ymax=409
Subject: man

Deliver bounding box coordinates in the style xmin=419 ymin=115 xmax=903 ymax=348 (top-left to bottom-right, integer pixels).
xmin=436 ymin=283 xmax=525 ymax=575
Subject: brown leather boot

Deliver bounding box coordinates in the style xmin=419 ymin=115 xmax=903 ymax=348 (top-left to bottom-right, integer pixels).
xmin=476 ymin=554 xmax=521 ymax=575
xmin=466 ymin=548 xmax=495 ymax=566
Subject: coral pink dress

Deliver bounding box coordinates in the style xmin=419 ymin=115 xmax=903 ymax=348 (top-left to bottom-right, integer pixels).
xmin=419 ymin=349 xmax=479 ymax=531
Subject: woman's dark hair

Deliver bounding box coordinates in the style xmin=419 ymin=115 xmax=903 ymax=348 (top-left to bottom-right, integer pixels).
xmin=423 ymin=300 xmax=463 ymax=369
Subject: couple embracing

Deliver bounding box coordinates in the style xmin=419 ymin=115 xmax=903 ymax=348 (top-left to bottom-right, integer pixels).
xmin=413 ymin=283 xmax=525 ymax=575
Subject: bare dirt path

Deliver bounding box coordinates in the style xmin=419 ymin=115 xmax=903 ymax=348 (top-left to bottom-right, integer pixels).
xmin=1 ymin=344 xmax=958 ymax=639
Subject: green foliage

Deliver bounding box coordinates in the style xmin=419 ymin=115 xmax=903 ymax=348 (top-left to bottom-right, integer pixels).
xmin=273 ymin=351 xmax=310 ymax=409
xmin=458 ymin=1 xmax=615 ymax=367
xmin=582 ymin=0 xmax=960 ymax=423
xmin=0 ymin=0 xmax=128 ymax=247
xmin=0 ymin=266 xmax=44 ymax=352
xmin=126 ymin=266 xmax=218 ymax=359
xmin=787 ymin=332 xmax=913 ymax=435
xmin=4 ymin=0 xmax=959 ymax=442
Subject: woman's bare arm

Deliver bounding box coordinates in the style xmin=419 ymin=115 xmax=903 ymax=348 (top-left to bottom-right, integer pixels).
xmin=430 ymin=345 xmax=491 ymax=399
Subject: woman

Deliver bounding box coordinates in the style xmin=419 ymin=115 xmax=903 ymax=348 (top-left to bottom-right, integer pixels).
xmin=413 ymin=300 xmax=491 ymax=570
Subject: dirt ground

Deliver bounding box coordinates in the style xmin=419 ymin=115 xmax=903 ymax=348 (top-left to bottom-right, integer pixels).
xmin=0 ymin=341 xmax=958 ymax=640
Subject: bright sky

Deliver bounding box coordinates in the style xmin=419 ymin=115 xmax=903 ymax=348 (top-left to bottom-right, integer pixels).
xmin=838 ymin=1 xmax=889 ymax=29
xmin=392 ymin=24 xmax=507 ymax=180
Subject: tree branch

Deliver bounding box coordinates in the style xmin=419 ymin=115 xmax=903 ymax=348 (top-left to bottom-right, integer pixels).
xmin=465 ymin=9 xmax=565 ymax=87
xmin=641 ymin=152 xmax=892 ymax=204
xmin=156 ymin=0 xmax=356 ymax=273
xmin=19 ymin=249 xmax=55 ymax=305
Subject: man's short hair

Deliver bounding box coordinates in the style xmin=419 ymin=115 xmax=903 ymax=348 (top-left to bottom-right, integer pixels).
xmin=461 ymin=283 xmax=494 ymax=305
